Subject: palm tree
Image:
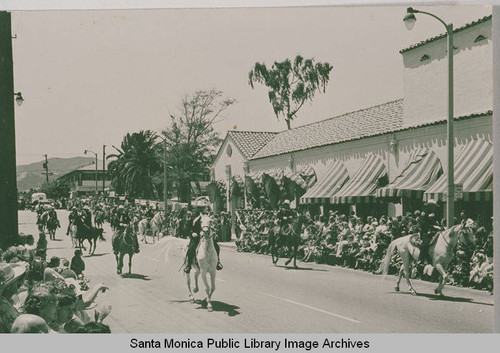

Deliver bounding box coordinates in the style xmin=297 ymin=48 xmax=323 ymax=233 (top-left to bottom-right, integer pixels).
xmin=107 ymin=130 xmax=161 ymax=199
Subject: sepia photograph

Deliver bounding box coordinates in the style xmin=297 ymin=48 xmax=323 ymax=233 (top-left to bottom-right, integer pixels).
xmin=0 ymin=2 xmax=495 ymax=336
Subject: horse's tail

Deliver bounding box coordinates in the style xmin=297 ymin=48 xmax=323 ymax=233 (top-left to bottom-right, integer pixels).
xmin=377 ymin=238 xmax=398 ymax=278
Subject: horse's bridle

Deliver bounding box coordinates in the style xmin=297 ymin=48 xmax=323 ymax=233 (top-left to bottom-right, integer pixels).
xmin=441 ymin=224 xmax=474 ymax=248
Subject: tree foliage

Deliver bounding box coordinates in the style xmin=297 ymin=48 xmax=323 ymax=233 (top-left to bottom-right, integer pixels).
xmin=162 ymin=90 xmax=235 ymax=202
xmin=248 ymin=55 xmax=333 ymax=129
xmin=39 ymin=179 xmax=71 ymax=200
xmin=107 ymin=130 xmax=160 ymax=199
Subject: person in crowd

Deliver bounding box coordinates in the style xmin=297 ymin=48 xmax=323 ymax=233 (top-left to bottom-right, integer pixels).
xmin=0 ymin=263 xmax=26 ymax=333
xmin=10 ymin=314 xmax=49 ymax=333
xmin=34 ymin=233 xmax=47 ymax=265
xmin=23 ymin=282 xmax=59 ymax=331
xmin=74 ymin=321 xmax=111 ymax=333
xmin=70 ymin=250 xmax=85 ymax=278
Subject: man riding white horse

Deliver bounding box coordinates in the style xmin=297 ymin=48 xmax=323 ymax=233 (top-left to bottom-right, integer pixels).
xmin=183 ymin=207 xmax=223 ymax=273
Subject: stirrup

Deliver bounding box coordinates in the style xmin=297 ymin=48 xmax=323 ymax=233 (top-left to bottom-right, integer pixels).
xmin=184 ymin=266 xmax=191 ymax=273
xmin=216 ymin=262 xmax=223 ymax=271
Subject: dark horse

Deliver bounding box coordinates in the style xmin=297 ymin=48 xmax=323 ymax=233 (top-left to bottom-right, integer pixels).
xmin=268 ymin=214 xmax=305 ymax=269
xmin=73 ymin=216 xmax=105 ymax=255
xmin=112 ymin=226 xmax=136 ymax=275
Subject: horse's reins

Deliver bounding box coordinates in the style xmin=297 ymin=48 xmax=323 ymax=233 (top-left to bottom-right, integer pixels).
xmin=440 ymin=224 xmax=471 ymax=249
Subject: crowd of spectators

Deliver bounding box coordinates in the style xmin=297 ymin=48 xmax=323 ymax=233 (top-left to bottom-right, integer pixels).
xmin=234 ymin=208 xmax=494 ymax=293
xmin=0 ymin=232 xmax=111 ymax=333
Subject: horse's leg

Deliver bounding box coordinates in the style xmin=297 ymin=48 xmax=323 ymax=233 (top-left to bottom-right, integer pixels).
xmin=434 ymin=262 xmax=448 ymax=296
xmin=207 ymin=270 xmax=216 ymax=312
xmin=194 ymin=267 xmax=200 ymax=293
xmin=200 ymin=270 xmax=212 ymax=311
xmin=118 ymin=253 xmax=124 ymax=275
xmin=401 ymin=254 xmax=417 ymax=295
xmin=128 ymin=253 xmax=133 ymax=274
xmin=186 ymin=272 xmax=195 ymax=303
xmin=87 ymin=239 xmax=92 ymax=255
xmin=395 ymin=266 xmax=404 ymax=292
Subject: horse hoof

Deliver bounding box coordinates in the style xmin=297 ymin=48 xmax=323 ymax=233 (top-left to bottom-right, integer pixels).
xmin=410 ymin=289 xmax=417 ymax=296
xmin=193 ymin=288 xmax=199 ymax=293
xmin=395 ymin=287 xmax=400 ymax=292
xmin=190 ymin=298 xmax=195 ymax=304
xmin=207 ymin=304 xmax=213 ymax=312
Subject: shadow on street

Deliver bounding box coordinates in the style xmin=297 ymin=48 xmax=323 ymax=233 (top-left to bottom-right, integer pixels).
xmin=121 ymin=273 xmax=151 ymax=281
xmin=389 ymin=291 xmax=494 ymax=306
xmin=276 ymin=265 xmax=327 ymax=272
xmin=196 ymin=300 xmax=241 ymax=317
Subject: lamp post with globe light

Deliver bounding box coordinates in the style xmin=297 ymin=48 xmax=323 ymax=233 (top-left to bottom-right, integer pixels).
xmin=404 ymin=7 xmax=455 ymax=228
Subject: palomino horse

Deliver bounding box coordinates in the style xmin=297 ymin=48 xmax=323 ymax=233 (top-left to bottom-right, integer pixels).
xmin=268 ymin=214 xmax=305 ymax=269
xmin=379 ymin=219 xmax=476 ymax=296
xmin=186 ymin=215 xmax=217 ymax=312
xmin=112 ymin=226 xmax=137 ymax=275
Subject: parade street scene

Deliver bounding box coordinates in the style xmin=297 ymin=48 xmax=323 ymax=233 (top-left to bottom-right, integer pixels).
xmin=0 ymin=5 xmax=495 ymax=335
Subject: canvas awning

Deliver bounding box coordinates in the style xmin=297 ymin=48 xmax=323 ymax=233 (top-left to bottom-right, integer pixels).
xmin=376 ymin=148 xmax=442 ymax=199
xmin=262 ymin=169 xmax=284 ymax=185
xmin=424 ymin=139 xmax=493 ymax=202
xmin=331 ymin=154 xmax=387 ymax=204
xmin=283 ymin=169 xmax=308 ymax=189
xmin=299 ymin=159 xmax=350 ymax=204
xmin=299 ymin=165 xmax=317 ymax=189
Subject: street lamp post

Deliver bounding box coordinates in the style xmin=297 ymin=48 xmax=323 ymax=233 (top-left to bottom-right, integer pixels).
xmin=84 ymin=149 xmax=98 ymax=196
xmin=404 ymin=7 xmax=455 ymax=228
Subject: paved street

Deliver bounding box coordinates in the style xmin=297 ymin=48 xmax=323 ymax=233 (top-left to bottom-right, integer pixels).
xmin=19 ymin=210 xmax=493 ymax=333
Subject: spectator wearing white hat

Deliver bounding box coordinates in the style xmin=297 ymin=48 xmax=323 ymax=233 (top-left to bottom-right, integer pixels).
xmin=0 ymin=263 xmax=27 ymax=332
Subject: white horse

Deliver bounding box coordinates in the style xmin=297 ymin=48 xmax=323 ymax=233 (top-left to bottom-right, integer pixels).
xmin=186 ymin=214 xmax=217 ymax=312
xmin=379 ymin=219 xmax=477 ymax=296
xmin=150 ymin=211 xmax=164 ymax=242
xmin=138 ymin=218 xmax=151 ymax=243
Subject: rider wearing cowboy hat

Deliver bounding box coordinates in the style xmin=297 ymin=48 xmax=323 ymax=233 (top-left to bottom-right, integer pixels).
xmin=183 ymin=206 xmax=222 ymax=273
xmin=116 ymin=205 xmax=140 ymax=254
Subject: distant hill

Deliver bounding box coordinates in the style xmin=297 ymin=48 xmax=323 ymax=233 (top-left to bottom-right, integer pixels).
xmin=17 ymin=157 xmax=95 ymax=191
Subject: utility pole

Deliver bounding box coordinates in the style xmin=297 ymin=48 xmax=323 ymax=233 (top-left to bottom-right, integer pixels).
xmin=43 ymin=154 xmax=49 ymax=184
xmin=0 ymin=11 xmax=18 ymax=249
xmin=102 ymin=145 xmax=106 ymax=194
xmin=163 ymin=140 xmax=168 ymax=210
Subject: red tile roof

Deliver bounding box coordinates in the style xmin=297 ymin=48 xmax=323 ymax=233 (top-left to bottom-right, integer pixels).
xmin=227 ymin=130 xmax=278 ymax=159
xmin=252 ymin=99 xmax=404 ymax=160
xmin=399 ymin=15 xmax=492 ymax=54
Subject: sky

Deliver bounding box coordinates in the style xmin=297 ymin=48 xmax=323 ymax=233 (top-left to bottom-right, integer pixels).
xmin=9 ymin=4 xmax=492 ymax=165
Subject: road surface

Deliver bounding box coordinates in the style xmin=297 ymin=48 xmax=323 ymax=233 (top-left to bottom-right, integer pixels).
xmin=18 ymin=210 xmax=494 ymax=333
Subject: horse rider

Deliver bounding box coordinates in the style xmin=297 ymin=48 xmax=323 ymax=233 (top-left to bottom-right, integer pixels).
xmin=183 ymin=207 xmax=223 ymax=273
xmin=116 ymin=205 xmax=140 ymax=254
xmin=66 ymin=207 xmax=78 ymax=235
xmin=417 ymin=210 xmax=439 ymax=264
xmin=276 ymin=200 xmax=294 ymax=230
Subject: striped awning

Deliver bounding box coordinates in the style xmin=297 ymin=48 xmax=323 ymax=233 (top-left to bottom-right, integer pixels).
xmin=246 ymin=171 xmax=264 ymax=184
xmin=262 ymin=169 xmax=284 ymax=185
xmin=376 ymin=148 xmax=443 ymax=199
xmin=299 ymin=165 xmax=317 ymax=188
xmin=331 ymin=154 xmax=387 ymax=204
xmin=283 ymin=169 xmax=308 ymax=189
xmin=299 ymin=159 xmax=350 ymax=204
xmin=424 ymin=139 xmax=493 ymax=202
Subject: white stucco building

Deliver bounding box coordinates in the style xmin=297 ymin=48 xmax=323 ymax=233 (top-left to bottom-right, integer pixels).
xmin=211 ymin=15 xmax=493 ymax=220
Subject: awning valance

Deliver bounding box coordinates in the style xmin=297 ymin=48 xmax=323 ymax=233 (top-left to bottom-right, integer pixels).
xmin=299 ymin=159 xmax=350 ymax=204
xmin=376 ymin=148 xmax=443 ymax=199
xmin=331 ymin=154 xmax=387 ymax=204
xmin=424 ymin=139 xmax=493 ymax=202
